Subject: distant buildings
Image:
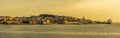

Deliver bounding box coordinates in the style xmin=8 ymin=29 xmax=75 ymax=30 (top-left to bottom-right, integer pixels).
xmin=0 ymin=14 xmax=112 ymax=25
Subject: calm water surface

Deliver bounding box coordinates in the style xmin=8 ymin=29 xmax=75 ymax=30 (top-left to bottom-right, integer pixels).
xmin=0 ymin=24 xmax=120 ymax=38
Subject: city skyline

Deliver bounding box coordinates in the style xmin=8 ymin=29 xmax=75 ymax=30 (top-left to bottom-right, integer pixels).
xmin=0 ymin=0 xmax=120 ymax=22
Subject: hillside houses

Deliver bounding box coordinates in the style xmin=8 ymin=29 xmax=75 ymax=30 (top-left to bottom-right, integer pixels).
xmin=0 ymin=14 xmax=112 ymax=25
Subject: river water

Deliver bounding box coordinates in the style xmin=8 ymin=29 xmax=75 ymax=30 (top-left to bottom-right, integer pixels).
xmin=0 ymin=24 xmax=120 ymax=38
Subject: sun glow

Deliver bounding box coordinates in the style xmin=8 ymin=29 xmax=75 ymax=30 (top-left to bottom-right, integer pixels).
xmin=0 ymin=0 xmax=120 ymax=22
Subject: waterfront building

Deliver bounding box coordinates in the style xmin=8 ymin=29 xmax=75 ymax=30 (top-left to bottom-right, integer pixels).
xmin=29 ymin=20 xmax=38 ymax=24
xmin=107 ymin=19 xmax=112 ymax=24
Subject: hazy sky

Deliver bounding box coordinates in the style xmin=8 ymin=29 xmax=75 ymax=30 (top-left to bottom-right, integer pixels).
xmin=0 ymin=0 xmax=120 ymax=22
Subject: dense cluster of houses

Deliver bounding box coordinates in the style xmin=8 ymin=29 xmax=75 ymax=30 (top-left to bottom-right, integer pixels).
xmin=0 ymin=14 xmax=112 ymax=25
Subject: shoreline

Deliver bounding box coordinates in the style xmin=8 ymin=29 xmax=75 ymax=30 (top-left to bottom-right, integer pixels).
xmin=0 ymin=14 xmax=112 ymax=25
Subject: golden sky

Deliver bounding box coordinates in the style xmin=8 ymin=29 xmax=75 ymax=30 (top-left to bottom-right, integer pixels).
xmin=0 ymin=0 xmax=120 ymax=22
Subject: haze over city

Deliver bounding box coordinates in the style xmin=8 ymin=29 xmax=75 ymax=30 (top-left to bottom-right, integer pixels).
xmin=0 ymin=0 xmax=120 ymax=22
